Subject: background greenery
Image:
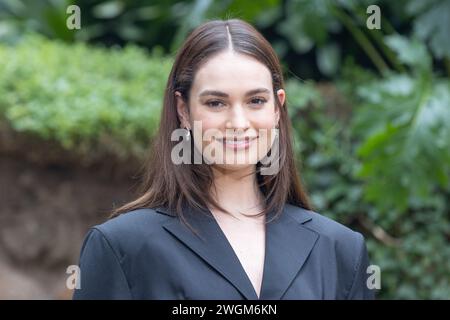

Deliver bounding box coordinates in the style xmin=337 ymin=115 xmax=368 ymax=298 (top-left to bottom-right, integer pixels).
xmin=0 ymin=0 xmax=449 ymax=299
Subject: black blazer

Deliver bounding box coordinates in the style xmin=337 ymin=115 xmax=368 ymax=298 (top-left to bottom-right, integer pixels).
xmin=72 ymin=203 xmax=375 ymax=300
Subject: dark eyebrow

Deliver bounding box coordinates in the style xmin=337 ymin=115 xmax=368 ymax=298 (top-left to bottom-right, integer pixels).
xmin=199 ymin=88 xmax=271 ymax=98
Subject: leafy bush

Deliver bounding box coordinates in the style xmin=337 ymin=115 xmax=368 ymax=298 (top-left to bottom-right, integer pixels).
xmin=352 ymin=35 xmax=450 ymax=213
xmin=349 ymin=36 xmax=450 ymax=299
xmin=0 ymin=34 xmax=172 ymax=160
xmin=290 ymin=35 xmax=450 ymax=299
xmin=3 ymin=1 xmax=450 ymax=81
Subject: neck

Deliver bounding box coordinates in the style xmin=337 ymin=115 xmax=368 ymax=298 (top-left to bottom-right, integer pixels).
xmin=210 ymin=165 xmax=265 ymax=220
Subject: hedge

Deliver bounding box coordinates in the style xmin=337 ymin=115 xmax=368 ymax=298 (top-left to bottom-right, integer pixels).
xmin=0 ymin=34 xmax=172 ymax=160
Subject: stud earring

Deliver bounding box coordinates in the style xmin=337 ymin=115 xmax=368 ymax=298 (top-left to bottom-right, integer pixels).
xmin=185 ymin=127 xmax=190 ymax=141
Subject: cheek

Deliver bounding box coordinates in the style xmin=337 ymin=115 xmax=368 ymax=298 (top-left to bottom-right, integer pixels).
xmin=252 ymin=110 xmax=278 ymax=130
xmin=256 ymin=119 xmax=276 ymax=129
xmin=252 ymin=111 xmax=279 ymax=151
xmin=189 ymin=112 xmax=220 ymax=150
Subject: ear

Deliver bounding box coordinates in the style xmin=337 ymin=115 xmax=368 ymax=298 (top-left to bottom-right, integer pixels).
xmin=175 ymin=91 xmax=191 ymax=129
xmin=275 ymin=89 xmax=286 ymax=125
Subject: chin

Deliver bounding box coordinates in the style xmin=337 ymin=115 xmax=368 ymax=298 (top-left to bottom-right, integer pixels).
xmin=211 ymin=163 xmax=256 ymax=172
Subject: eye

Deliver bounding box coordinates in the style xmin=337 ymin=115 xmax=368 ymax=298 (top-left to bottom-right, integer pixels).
xmin=250 ymin=97 xmax=267 ymax=106
xmin=205 ymin=100 xmax=225 ymax=108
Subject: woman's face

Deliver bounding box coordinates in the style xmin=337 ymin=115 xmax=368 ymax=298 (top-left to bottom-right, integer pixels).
xmin=176 ymin=51 xmax=285 ymax=171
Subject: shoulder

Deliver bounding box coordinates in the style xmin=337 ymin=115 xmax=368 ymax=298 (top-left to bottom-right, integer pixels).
xmin=95 ymin=207 xmax=170 ymax=234
xmin=284 ymin=203 xmax=367 ymax=273
xmin=285 ymin=203 xmax=364 ymax=248
xmin=74 ymin=208 xmax=169 ymax=299
xmin=88 ymin=207 xmax=173 ymax=256
xmin=285 ymin=203 xmax=373 ymax=299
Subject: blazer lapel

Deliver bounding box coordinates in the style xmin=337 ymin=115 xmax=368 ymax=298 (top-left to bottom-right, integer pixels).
xmin=158 ymin=203 xmax=319 ymax=300
xmin=160 ymin=204 xmax=259 ymax=300
xmin=259 ymin=204 xmax=319 ymax=299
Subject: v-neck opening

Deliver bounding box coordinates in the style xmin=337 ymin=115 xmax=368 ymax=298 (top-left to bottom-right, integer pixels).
xmin=203 ymin=205 xmax=268 ymax=300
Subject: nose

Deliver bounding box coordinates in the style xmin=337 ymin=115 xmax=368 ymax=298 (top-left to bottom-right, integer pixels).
xmin=225 ymin=104 xmax=250 ymax=132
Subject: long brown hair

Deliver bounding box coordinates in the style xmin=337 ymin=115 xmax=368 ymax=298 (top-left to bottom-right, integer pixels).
xmin=110 ymin=19 xmax=312 ymax=232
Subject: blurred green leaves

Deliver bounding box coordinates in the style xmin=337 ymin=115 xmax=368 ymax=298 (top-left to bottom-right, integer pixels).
xmin=0 ymin=34 xmax=172 ymax=160
xmin=351 ymin=35 xmax=450 ymax=212
xmin=287 ymin=33 xmax=450 ymax=298
xmin=384 ymin=35 xmax=431 ymax=71
xmin=407 ymin=0 xmax=450 ymax=60
xmin=92 ymin=1 xmax=125 ymax=19
xmin=0 ymin=0 xmax=75 ymax=43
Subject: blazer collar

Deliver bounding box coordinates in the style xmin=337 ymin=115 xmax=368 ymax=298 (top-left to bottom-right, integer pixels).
xmin=158 ymin=203 xmax=319 ymax=300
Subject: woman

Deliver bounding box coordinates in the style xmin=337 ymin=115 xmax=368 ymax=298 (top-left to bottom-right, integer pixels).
xmin=73 ymin=19 xmax=375 ymax=300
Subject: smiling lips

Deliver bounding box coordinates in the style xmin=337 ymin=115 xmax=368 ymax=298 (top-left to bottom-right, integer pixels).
xmin=217 ymin=136 xmax=258 ymax=150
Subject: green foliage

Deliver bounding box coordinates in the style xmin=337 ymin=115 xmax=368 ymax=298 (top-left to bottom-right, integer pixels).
xmin=366 ymin=202 xmax=450 ymax=299
xmin=2 ymin=1 xmax=449 ymax=79
xmin=290 ymin=34 xmax=450 ymax=299
xmin=347 ymin=37 xmax=450 ymax=299
xmin=289 ymin=81 xmax=362 ymax=225
xmin=290 ymin=76 xmax=450 ymax=299
xmin=276 ymin=0 xmax=342 ymax=75
xmin=0 ymin=34 xmax=172 ymax=159
xmin=407 ymin=0 xmax=450 ymax=60
xmin=0 ymin=0 xmax=75 ymax=43
xmin=351 ymin=35 xmax=450 ymax=213
xmin=270 ymin=0 xmax=450 ymax=77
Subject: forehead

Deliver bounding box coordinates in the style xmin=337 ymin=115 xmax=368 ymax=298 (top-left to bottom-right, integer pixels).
xmin=191 ymin=51 xmax=273 ymax=94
